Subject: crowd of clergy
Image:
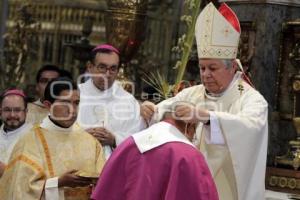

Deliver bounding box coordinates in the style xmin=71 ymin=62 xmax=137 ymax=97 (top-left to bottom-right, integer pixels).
xmin=0 ymin=3 xmax=268 ymax=200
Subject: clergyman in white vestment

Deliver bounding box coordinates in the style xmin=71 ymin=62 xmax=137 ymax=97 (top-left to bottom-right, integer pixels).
xmin=140 ymin=3 xmax=268 ymax=200
xmin=78 ymin=44 xmax=145 ymax=159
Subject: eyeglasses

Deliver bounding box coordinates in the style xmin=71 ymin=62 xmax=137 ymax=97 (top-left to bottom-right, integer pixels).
xmin=1 ymin=107 xmax=26 ymax=113
xmin=93 ymin=64 xmax=118 ymax=74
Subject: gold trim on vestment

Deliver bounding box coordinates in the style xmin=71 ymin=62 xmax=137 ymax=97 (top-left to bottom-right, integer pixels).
xmin=6 ymin=154 xmax=46 ymax=178
xmin=34 ymin=127 xmax=55 ymax=177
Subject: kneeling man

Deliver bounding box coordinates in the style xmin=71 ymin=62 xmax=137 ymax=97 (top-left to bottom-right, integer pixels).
xmin=91 ymin=102 xmax=218 ymax=200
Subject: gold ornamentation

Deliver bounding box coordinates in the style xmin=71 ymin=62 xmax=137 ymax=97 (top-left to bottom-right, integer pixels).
xmin=275 ymin=20 xmax=300 ymax=118
xmin=288 ymin=178 xmax=297 ymax=189
xmin=238 ymin=80 xmax=244 ymax=95
xmin=35 ymin=127 xmax=55 ymax=177
xmin=293 ymin=80 xmax=300 ymax=91
xmin=297 ymin=179 xmax=300 ymax=188
xmin=6 ymin=154 xmax=45 ymax=178
xmin=267 ymin=175 xmax=300 ymax=190
xmin=107 ymin=0 xmax=148 ymax=14
xmin=289 ymin=42 xmax=300 ymax=69
xmin=105 ymin=0 xmax=148 ymax=61
xmin=279 ymin=177 xmax=288 ymax=188
xmin=275 ymin=117 xmax=300 ymax=171
xmin=195 ymin=3 xmax=240 ymax=59
xmin=269 ymin=176 xmax=278 ymax=186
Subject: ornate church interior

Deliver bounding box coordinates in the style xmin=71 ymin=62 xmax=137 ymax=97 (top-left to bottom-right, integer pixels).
xmin=0 ymin=0 xmax=300 ymax=199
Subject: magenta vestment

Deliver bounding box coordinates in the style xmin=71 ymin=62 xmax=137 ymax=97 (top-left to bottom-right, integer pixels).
xmin=91 ymin=123 xmax=218 ymax=200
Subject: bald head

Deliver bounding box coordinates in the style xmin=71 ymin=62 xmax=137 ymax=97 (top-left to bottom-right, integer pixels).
xmin=162 ymin=110 xmax=196 ymax=142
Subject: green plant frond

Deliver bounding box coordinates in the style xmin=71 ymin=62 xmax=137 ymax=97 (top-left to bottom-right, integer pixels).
xmin=142 ymin=70 xmax=173 ymax=100
xmin=177 ymin=37 xmax=183 ymax=45
xmin=173 ymin=0 xmax=202 ymax=85
xmin=183 ymin=0 xmax=189 ymax=6
xmin=189 ymin=1 xmax=196 ymax=9
xmin=182 ymin=16 xmax=193 ymax=26
xmin=183 ymin=42 xmax=191 ymax=50
xmin=172 ymin=46 xmax=180 ymax=52
xmin=0 ymin=0 xmax=40 ymax=91
xmin=180 ymin=15 xmax=186 ymax=21
xmin=173 ymin=61 xmax=182 ymax=69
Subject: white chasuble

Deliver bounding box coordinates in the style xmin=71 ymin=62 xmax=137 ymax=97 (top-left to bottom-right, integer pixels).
xmin=156 ymin=72 xmax=268 ymax=200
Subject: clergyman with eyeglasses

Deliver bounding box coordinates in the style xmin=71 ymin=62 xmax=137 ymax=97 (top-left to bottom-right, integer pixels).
xmin=0 ymin=89 xmax=32 ymax=177
xmin=77 ymin=44 xmax=145 ymax=159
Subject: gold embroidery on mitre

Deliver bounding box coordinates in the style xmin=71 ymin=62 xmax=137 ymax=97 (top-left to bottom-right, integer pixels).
xmin=195 ymin=2 xmax=240 ymax=59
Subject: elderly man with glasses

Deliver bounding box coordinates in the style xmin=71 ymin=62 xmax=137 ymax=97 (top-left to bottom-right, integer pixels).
xmin=78 ymin=44 xmax=145 ymax=159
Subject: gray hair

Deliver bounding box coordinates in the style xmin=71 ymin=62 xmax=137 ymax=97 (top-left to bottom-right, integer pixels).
xmin=156 ymin=101 xmax=195 ymax=121
xmin=221 ymin=59 xmax=234 ymax=69
xmin=198 ymin=59 xmax=234 ymax=69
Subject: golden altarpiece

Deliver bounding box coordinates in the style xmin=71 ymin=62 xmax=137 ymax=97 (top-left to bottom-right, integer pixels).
xmin=266 ymin=21 xmax=300 ymax=194
xmin=3 ymin=0 xmax=183 ymax=97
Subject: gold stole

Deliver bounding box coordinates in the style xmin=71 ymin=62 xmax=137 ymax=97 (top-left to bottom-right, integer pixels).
xmin=35 ymin=127 xmax=55 ymax=177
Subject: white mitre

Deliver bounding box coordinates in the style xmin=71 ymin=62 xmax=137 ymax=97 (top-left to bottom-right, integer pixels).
xmin=195 ymin=2 xmax=241 ymax=59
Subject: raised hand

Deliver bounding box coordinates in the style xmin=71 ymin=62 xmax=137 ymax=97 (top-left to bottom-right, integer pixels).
xmin=175 ymin=104 xmax=209 ymax=124
xmin=140 ymin=101 xmax=156 ymax=123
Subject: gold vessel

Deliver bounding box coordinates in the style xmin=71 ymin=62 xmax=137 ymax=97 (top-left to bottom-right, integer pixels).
xmin=105 ymin=0 xmax=149 ymax=62
xmin=276 ymin=74 xmax=300 ymax=170
xmin=275 ymin=117 xmax=300 ymax=170
xmin=275 ymin=41 xmax=300 ymax=170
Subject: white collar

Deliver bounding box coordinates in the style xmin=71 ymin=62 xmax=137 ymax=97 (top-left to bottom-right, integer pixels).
xmin=40 ymin=116 xmax=76 ymax=133
xmin=133 ymin=121 xmax=194 ymax=153
xmin=205 ymin=71 xmax=241 ymax=99
xmin=0 ymin=123 xmax=31 ymax=137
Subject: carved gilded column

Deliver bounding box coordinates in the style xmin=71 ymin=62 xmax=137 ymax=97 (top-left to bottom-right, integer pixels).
xmin=105 ymin=0 xmax=149 ymax=62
